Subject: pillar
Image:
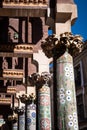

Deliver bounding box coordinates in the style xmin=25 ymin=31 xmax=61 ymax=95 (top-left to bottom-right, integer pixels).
xmin=57 ymin=51 xmax=79 ymax=130
xmin=41 ymin=32 xmax=83 ymax=130
xmin=37 ymin=72 xmax=52 ymax=130
xmin=26 ymin=102 xmax=36 ymax=130
xmin=17 ymin=108 xmax=25 ymax=130
xmin=19 ymin=93 xmax=36 ymax=130
xmin=12 ymin=121 xmax=18 ymax=130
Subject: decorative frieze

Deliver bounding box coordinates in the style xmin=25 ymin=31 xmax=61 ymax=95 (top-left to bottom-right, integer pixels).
xmin=14 ymin=44 xmax=33 ymax=53
xmin=3 ymin=69 xmax=24 ymax=78
xmin=0 ymin=93 xmax=12 ymax=104
xmin=7 ymin=87 xmax=16 ymax=94
xmin=3 ymin=0 xmax=48 ymax=5
xmin=0 ymin=98 xmax=11 ymax=104
xmin=0 ymin=44 xmax=33 ymax=54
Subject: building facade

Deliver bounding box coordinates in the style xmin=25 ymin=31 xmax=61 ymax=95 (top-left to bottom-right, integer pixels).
xmin=0 ymin=1 xmax=50 ymax=129
xmin=0 ymin=0 xmax=86 ymax=130
xmin=74 ymin=41 xmax=87 ymax=130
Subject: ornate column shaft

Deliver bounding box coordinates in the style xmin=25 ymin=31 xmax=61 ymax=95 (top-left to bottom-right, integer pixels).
xmin=19 ymin=93 xmax=36 ymax=130
xmin=57 ymin=51 xmax=78 ymax=129
xmin=26 ymin=102 xmax=36 ymax=130
xmin=41 ymin=32 xmax=83 ymax=130
xmin=12 ymin=122 xmax=18 ymax=130
xmin=14 ymin=107 xmax=25 ymax=130
xmin=19 ymin=112 xmax=25 ymax=130
xmin=36 ymin=72 xmax=52 ymax=130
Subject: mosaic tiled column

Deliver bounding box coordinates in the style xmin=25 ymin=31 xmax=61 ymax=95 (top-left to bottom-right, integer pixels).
xmin=19 ymin=93 xmax=36 ymax=130
xmin=26 ymin=102 xmax=36 ymax=130
xmin=57 ymin=51 xmax=79 ymax=130
xmin=12 ymin=121 xmax=18 ymax=130
xmin=37 ymin=72 xmax=52 ymax=130
xmin=41 ymin=32 xmax=83 ymax=130
xmin=16 ymin=107 xmax=25 ymax=130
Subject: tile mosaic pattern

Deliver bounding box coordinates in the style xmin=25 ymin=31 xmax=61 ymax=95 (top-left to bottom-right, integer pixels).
xmin=57 ymin=51 xmax=79 ymax=130
xmin=12 ymin=122 xmax=18 ymax=130
xmin=19 ymin=113 xmax=25 ymax=130
xmin=27 ymin=103 xmax=36 ymax=130
xmin=38 ymin=84 xmax=51 ymax=130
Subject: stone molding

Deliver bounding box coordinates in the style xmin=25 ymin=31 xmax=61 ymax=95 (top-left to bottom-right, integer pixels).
xmin=3 ymin=69 xmax=24 ymax=78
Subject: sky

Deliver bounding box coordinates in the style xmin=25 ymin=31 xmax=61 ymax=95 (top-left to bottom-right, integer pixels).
xmin=72 ymin=0 xmax=87 ymax=41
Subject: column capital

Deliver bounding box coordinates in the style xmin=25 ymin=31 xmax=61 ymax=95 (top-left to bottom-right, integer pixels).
xmin=19 ymin=93 xmax=36 ymax=104
xmin=8 ymin=113 xmax=18 ymax=122
xmin=13 ymin=107 xmax=25 ymax=114
xmin=28 ymin=72 xmax=52 ymax=87
xmin=41 ymin=32 xmax=83 ymax=58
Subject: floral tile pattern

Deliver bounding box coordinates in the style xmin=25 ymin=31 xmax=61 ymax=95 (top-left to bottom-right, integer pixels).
xmin=27 ymin=103 xmax=36 ymax=130
xmin=38 ymin=85 xmax=51 ymax=130
xmin=57 ymin=51 xmax=79 ymax=130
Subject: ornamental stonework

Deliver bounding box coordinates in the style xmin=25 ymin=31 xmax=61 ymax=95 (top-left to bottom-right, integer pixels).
xmin=3 ymin=0 xmax=48 ymax=7
xmin=14 ymin=44 xmax=33 ymax=53
xmin=3 ymin=69 xmax=24 ymax=78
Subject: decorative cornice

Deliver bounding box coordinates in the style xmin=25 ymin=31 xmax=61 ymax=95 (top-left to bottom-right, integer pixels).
xmin=0 ymin=98 xmax=11 ymax=104
xmin=3 ymin=69 xmax=24 ymax=78
xmin=3 ymin=0 xmax=47 ymax=7
xmin=7 ymin=87 xmax=16 ymax=94
xmin=0 ymin=44 xmax=33 ymax=54
xmin=14 ymin=44 xmax=33 ymax=53
xmin=41 ymin=32 xmax=83 ymax=58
